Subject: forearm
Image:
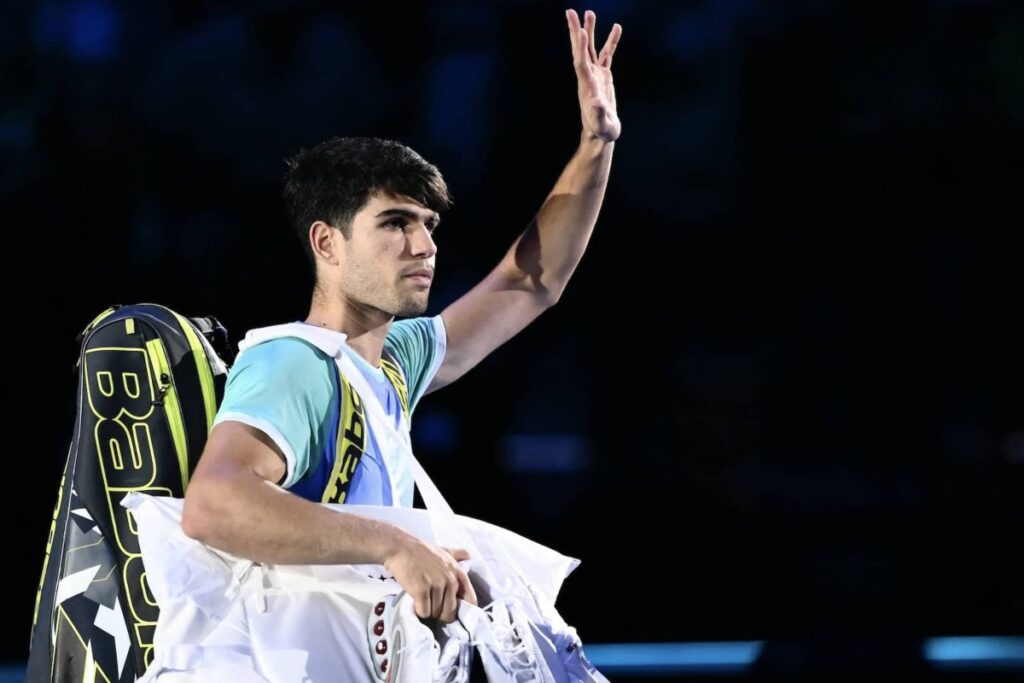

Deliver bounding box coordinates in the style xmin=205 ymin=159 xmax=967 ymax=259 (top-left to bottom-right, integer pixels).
xmin=182 ymin=468 xmax=409 ymax=566
xmin=503 ymin=132 xmax=614 ymax=302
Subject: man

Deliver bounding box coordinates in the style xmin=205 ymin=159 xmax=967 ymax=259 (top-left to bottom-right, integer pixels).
xmin=181 ymin=8 xmax=621 ymax=628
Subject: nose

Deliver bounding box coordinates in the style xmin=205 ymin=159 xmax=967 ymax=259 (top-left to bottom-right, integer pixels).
xmin=409 ymin=223 xmax=437 ymax=260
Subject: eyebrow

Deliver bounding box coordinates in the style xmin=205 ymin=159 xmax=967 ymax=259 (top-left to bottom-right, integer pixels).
xmin=375 ymin=208 xmax=441 ymax=226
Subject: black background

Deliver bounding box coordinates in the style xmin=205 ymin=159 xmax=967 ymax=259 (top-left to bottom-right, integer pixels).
xmin=4 ymin=0 xmax=1022 ymax=679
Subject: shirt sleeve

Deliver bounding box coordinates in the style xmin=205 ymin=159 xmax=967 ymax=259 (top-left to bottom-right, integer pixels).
xmin=383 ymin=315 xmax=447 ymax=415
xmin=212 ymin=338 xmax=336 ymax=488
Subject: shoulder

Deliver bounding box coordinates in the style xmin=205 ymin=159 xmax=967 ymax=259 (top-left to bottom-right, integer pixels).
xmin=231 ymin=337 xmax=335 ymax=381
xmin=218 ymin=336 xmax=337 ymax=427
xmin=385 ymin=315 xmax=446 ymax=349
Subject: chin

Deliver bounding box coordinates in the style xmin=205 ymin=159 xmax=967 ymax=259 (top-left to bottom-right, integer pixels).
xmin=395 ymin=298 xmax=429 ymax=318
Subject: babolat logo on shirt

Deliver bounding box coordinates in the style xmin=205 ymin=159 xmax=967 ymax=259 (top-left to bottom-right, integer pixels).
xmin=323 ymin=372 xmax=366 ymax=503
xmin=380 ymin=355 xmax=410 ymax=418
xmin=321 ymin=349 xmax=409 ymax=503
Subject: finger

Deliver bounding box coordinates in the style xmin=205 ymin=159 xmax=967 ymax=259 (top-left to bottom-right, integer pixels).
xmin=443 ymin=547 xmax=471 ymax=562
xmin=440 ymin=573 xmax=459 ymax=623
xmin=455 ymin=567 xmax=478 ymax=606
xmin=574 ymin=27 xmax=590 ymax=74
xmin=566 ymin=9 xmax=581 ymax=58
xmin=584 ymin=10 xmax=599 ymax=64
xmin=566 ymin=8 xmax=582 ymax=31
xmin=599 ymin=23 xmax=622 ymax=68
xmin=414 ymin=589 xmax=431 ymax=619
xmin=577 ymin=31 xmax=600 ymax=93
xmin=430 ymin=582 xmax=446 ymax=620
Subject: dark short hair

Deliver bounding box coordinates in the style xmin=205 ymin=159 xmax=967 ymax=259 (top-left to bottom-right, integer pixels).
xmin=283 ymin=136 xmax=451 ymax=274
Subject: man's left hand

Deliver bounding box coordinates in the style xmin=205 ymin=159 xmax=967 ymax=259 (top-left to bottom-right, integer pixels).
xmin=566 ymin=9 xmax=622 ymax=142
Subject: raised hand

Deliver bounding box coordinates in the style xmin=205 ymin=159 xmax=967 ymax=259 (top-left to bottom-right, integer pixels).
xmin=566 ymin=9 xmax=622 ymax=142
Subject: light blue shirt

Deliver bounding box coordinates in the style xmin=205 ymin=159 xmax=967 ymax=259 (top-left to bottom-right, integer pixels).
xmin=212 ymin=316 xmax=447 ymax=506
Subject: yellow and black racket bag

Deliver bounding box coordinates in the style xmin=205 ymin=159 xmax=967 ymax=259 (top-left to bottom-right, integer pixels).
xmin=27 ymin=303 xmax=232 ymax=682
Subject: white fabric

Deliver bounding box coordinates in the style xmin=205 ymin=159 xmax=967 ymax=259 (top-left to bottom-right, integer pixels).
xmin=129 ymin=322 xmax=607 ymax=682
xmin=124 ymin=494 xmax=586 ymax=682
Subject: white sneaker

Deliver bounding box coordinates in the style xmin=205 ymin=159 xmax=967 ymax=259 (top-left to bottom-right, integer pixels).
xmin=367 ymin=593 xmax=435 ymax=683
xmin=369 ymin=592 xmax=475 ymax=683
xmin=436 ymin=618 xmax=473 ymax=683
xmin=457 ymin=600 xmax=550 ymax=683
xmin=367 ymin=592 xmax=398 ymax=681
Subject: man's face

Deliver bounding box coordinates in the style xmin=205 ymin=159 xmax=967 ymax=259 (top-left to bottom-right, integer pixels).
xmin=335 ymin=192 xmax=439 ymax=318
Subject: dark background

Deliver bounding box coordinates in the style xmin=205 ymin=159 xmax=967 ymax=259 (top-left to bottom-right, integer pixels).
xmin=4 ymin=0 xmax=1022 ymax=679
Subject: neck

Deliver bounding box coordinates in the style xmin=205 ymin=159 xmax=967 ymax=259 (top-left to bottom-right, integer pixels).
xmin=304 ymin=295 xmax=392 ymax=369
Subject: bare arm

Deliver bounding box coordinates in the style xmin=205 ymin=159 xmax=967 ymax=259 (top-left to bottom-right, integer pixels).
xmin=182 ymin=421 xmax=476 ymax=620
xmin=181 ymin=421 xmax=402 ymax=564
xmin=427 ymin=10 xmax=621 ymax=393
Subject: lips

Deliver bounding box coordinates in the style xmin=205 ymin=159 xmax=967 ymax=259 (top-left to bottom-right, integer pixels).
xmin=403 ymin=269 xmax=433 ymax=282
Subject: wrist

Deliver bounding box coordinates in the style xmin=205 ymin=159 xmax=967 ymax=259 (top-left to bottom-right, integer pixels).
xmin=580 ymin=129 xmax=615 ymax=150
xmin=378 ymin=523 xmax=416 ymax=567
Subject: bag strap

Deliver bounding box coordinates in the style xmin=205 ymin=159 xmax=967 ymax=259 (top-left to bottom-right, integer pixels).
xmin=379 ymin=348 xmax=411 ymax=420
xmin=236 ymin=323 xmax=410 ymax=505
xmin=235 ymin=323 xmax=480 ymax=558
xmin=335 ymin=350 xmax=483 ymax=561
xmin=321 ymin=363 xmax=370 ymax=503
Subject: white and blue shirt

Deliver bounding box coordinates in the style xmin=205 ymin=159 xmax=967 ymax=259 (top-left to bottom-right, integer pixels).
xmin=212 ymin=316 xmax=446 ymax=507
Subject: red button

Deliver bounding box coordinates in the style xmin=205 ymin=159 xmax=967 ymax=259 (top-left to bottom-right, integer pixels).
xmin=374 ymin=602 xmax=386 ymax=616
xmin=381 ymin=659 xmax=388 ymax=673
xmin=374 ymin=620 xmax=385 ymax=636
xmin=376 ymin=640 xmax=388 ymax=655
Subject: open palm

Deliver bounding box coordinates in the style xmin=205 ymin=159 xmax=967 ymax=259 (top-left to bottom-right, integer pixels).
xmin=566 ymin=9 xmax=622 ymax=142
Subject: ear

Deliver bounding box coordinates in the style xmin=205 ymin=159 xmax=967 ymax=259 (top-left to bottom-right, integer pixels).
xmin=309 ymin=221 xmax=340 ymax=266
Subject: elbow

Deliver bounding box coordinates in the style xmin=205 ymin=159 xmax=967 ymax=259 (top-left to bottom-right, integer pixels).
xmin=538 ymin=272 xmax=572 ymax=307
xmin=540 ymin=285 xmax=563 ymax=308
xmin=181 ymin=481 xmax=218 ymax=543
xmin=530 ymin=276 xmax=563 ymax=308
